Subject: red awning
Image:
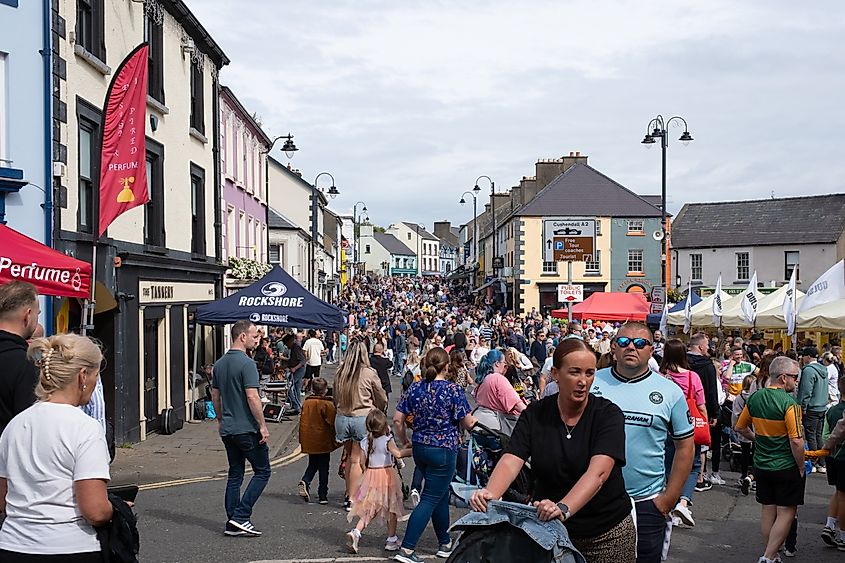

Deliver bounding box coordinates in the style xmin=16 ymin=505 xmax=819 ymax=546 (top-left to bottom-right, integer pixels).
xmin=552 ymin=292 xmax=649 ymax=322
xmin=0 ymin=225 xmax=92 ymax=299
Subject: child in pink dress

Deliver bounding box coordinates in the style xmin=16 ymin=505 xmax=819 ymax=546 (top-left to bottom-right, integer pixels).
xmin=345 ymin=409 xmax=411 ymax=553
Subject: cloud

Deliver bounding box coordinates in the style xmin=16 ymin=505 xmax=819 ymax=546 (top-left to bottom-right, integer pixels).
xmin=189 ymin=0 xmax=845 ymax=228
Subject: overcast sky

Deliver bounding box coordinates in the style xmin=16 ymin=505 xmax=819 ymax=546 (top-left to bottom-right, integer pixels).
xmin=191 ymin=1 xmax=845 ymax=231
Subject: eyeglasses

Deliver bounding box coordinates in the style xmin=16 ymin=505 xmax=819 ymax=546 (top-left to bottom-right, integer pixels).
xmin=615 ymin=337 xmax=652 ymax=349
xmin=781 ymin=372 xmax=800 ymax=379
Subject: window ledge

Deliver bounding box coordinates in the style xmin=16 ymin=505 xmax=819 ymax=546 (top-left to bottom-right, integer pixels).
xmin=583 ymin=273 xmax=602 ymax=277
xmin=540 ymin=273 xmax=560 ymax=277
xmin=147 ymin=95 xmax=169 ymax=115
xmin=189 ymin=127 xmax=208 ymax=144
xmin=144 ymin=244 xmax=168 ymax=255
xmin=627 ymin=232 xmax=646 ymax=236
xmin=626 ymin=272 xmax=646 ymax=277
xmin=74 ymin=45 xmax=111 ymax=75
xmin=191 ymin=253 xmax=208 ymax=262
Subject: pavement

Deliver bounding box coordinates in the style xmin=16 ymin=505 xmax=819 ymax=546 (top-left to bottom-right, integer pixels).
xmin=110 ymin=364 xmax=340 ymax=487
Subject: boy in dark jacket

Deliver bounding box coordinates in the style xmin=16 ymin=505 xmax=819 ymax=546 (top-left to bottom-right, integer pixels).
xmin=298 ymin=378 xmax=337 ymax=504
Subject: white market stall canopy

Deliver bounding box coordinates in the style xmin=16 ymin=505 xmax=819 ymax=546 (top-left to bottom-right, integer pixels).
xmin=666 ymin=290 xmax=732 ymax=327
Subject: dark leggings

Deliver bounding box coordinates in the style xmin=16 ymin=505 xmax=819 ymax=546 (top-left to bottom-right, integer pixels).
xmin=740 ymin=442 xmax=754 ymax=479
xmin=709 ymin=422 xmax=723 ymax=472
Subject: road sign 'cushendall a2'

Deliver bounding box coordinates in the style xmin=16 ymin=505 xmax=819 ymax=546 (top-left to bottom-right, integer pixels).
xmin=543 ymin=218 xmax=596 ymax=262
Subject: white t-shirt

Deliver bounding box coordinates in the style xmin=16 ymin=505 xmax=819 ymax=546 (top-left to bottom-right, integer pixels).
xmin=0 ymin=402 xmax=110 ymax=554
xmin=303 ymin=337 xmax=324 ymax=367
xmin=360 ymin=434 xmax=394 ymax=468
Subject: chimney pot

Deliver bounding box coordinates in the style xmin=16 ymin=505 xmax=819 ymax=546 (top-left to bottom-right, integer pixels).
xmin=575 ymin=151 xmax=580 ymax=157
xmin=569 ymin=151 xmax=575 ymax=157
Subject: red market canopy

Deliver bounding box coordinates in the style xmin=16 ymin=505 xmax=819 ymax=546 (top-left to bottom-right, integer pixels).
xmin=552 ymin=292 xmax=649 ymax=322
xmin=0 ymin=224 xmax=92 ymax=299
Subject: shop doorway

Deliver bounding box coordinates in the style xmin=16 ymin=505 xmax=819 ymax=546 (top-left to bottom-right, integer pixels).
xmin=143 ymin=317 xmax=162 ymax=432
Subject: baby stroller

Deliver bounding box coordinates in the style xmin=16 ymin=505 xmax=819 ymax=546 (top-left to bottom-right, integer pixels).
xmin=721 ymin=425 xmax=743 ymax=473
xmin=452 ymin=421 xmax=533 ymax=507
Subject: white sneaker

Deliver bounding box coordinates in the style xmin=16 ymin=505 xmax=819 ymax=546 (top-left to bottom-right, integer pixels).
xmin=709 ymin=472 xmax=726 ymax=485
xmin=385 ymin=536 xmax=401 ymax=551
xmin=410 ymin=488 xmax=421 ymax=507
xmin=260 ymin=396 xmax=271 ymax=404
xmin=670 ymin=503 xmax=695 ymax=527
xmin=817 ymin=466 xmax=827 ymax=474
xmin=345 ymin=530 xmax=360 ymax=554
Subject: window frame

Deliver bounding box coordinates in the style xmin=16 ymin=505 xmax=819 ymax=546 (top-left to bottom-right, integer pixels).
xmin=189 ymin=163 xmax=206 ymax=255
xmin=736 ymin=252 xmax=750 ymax=281
xmin=542 ymin=261 xmax=558 ymax=274
xmin=145 ymin=13 xmax=165 ymax=104
xmin=585 ymin=249 xmax=601 ymax=273
xmin=143 ymin=138 xmax=165 ymax=247
xmin=76 ymin=0 xmax=106 ymax=62
xmin=76 ymin=100 xmax=102 ymax=235
xmin=690 ymin=253 xmax=703 ymax=281
xmin=189 ymin=60 xmax=204 ymax=134
xmin=784 ymin=250 xmax=799 ymax=281
xmin=627 ymin=249 xmax=644 ymax=274
xmin=627 ymin=219 xmax=644 ymax=234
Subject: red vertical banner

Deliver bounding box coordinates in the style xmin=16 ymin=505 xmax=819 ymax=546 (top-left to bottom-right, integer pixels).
xmin=98 ymin=43 xmax=150 ymax=237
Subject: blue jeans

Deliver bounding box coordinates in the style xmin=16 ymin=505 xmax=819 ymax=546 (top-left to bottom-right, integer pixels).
xmin=222 ymin=432 xmax=271 ymax=522
xmin=664 ymin=439 xmax=701 ymax=503
xmin=635 ymin=499 xmax=669 ymax=563
xmin=402 ymin=443 xmax=456 ymax=550
xmin=411 ymin=466 xmax=424 ymax=491
xmin=396 ymin=354 xmax=406 ymax=378
xmin=803 ymin=410 xmax=826 ymax=467
xmin=288 ymin=366 xmax=306 ymax=412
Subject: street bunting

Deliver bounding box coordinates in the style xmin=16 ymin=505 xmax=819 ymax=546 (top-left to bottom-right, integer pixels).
xmin=557 ymin=284 xmax=584 ymax=303
xmin=543 ymin=218 xmax=596 ymax=262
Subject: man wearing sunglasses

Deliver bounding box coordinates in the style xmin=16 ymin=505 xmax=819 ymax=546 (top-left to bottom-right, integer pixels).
xmin=591 ymin=323 xmax=694 ymax=563
xmin=734 ymin=357 xmax=805 ymax=563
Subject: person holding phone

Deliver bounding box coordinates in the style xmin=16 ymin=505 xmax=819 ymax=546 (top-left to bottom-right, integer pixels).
xmin=0 ymin=334 xmax=113 ymax=562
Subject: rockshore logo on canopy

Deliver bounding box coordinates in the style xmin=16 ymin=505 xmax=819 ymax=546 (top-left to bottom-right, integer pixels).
xmin=238 ymin=281 xmax=303 ymax=307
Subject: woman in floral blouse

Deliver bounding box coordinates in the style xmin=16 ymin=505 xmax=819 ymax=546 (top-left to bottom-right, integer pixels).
xmin=393 ymin=347 xmax=476 ymax=563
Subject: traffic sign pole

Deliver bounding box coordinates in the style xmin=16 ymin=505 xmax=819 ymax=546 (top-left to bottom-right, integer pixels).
xmin=567 ymin=260 xmax=573 ymax=322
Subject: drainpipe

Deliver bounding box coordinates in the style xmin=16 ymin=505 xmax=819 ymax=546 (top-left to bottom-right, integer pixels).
xmin=212 ymin=77 xmax=222 ymax=264
xmin=41 ymin=0 xmax=54 ymax=332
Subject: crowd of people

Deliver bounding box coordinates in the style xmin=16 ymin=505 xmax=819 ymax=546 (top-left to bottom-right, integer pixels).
xmin=2 ymin=274 xmax=845 ymax=562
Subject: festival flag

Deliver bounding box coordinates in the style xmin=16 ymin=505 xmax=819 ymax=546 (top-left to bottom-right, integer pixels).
xmin=98 ymin=44 xmax=149 ymax=236
xmin=659 ymin=301 xmax=669 ymax=339
xmin=683 ymin=281 xmax=693 ymax=334
xmin=712 ymin=274 xmax=723 ymax=328
xmin=739 ymin=271 xmax=759 ymax=325
xmin=783 ymin=266 xmax=798 ymax=336
xmin=798 ymin=259 xmax=845 ymax=314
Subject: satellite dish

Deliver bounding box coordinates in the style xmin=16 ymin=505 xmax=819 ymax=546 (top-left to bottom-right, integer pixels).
xmin=652 ymin=230 xmax=664 ymax=241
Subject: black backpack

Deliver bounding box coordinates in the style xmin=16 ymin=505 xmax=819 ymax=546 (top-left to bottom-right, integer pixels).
xmin=97 ymin=494 xmax=140 ymax=562
xmin=446 ymin=523 xmax=553 ymax=563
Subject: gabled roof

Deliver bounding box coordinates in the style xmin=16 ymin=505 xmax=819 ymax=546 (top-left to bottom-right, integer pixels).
xmin=671 ymin=194 xmax=845 ymax=249
xmin=517 ymin=163 xmax=663 ymax=218
xmin=374 ymin=233 xmax=415 ymax=256
xmin=220 ymin=86 xmax=271 ymax=147
xmin=401 ymin=222 xmax=438 ymax=241
xmin=163 ymin=0 xmax=230 ymax=67
xmin=268 ymin=207 xmax=298 ymax=230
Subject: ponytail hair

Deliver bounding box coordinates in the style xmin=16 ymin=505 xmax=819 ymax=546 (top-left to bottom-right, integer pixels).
xmin=364 ymin=408 xmax=389 ymax=468
xmin=423 ymin=347 xmax=449 ymax=382
xmin=475 ymin=349 xmax=504 ymax=385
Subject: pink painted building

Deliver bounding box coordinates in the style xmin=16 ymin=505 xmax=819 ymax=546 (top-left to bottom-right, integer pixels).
xmin=219 ymin=86 xmax=271 ymax=267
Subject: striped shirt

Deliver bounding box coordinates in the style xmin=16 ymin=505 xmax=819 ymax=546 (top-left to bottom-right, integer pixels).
xmin=479 ymin=326 xmax=493 ymax=343
xmin=735 ymin=386 xmax=802 ymax=471
xmin=80 ymin=377 xmax=107 ymax=436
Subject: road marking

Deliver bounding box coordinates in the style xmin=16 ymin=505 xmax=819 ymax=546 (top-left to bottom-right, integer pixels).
xmin=139 ymin=446 xmax=305 ymax=491
xmin=252 ymin=556 xmax=437 ymax=562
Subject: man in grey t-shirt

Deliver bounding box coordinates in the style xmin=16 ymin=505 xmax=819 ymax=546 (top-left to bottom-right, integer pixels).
xmin=212 ymin=320 xmax=271 ymax=537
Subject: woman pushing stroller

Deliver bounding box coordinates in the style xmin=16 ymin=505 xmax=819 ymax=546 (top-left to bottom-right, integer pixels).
xmin=470 ymin=338 xmax=635 ymax=563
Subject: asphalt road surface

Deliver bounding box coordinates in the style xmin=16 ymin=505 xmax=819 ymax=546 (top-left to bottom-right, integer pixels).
xmin=133 ymin=431 xmax=835 ymax=563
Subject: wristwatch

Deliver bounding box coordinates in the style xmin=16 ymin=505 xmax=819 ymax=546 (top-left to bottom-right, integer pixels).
xmin=556 ymin=502 xmax=571 ymax=522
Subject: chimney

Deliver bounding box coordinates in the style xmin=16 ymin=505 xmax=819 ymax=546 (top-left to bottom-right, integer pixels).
xmin=510 ymin=185 xmax=523 ymax=209
xmin=534 ymin=152 xmax=588 ymax=191
xmin=360 ymin=224 xmax=374 ymax=238
xmin=433 ymin=221 xmax=452 ymax=241
xmin=520 ymin=175 xmax=539 ymax=204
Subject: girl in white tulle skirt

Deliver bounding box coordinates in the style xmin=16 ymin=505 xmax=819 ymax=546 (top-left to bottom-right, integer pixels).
xmin=345 ymin=409 xmax=411 ymax=554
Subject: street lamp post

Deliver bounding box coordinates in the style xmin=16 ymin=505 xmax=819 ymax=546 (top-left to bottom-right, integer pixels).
xmin=474 ymin=176 xmax=494 ymax=276
xmin=641 ymin=115 xmax=693 ymax=297
xmin=264 ymin=133 xmax=298 ymax=263
xmin=310 ymin=172 xmax=339 ymax=294
xmin=460 ymin=190 xmax=479 ymax=287
xmin=352 ymin=201 xmax=367 ymax=279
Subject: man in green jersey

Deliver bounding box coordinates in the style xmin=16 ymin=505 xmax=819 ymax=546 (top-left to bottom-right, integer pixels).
xmin=735 ymin=356 xmax=805 ymax=563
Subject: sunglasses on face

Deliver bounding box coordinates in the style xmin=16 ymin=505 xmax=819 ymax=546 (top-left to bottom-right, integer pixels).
xmin=615 ymin=337 xmax=652 ymax=349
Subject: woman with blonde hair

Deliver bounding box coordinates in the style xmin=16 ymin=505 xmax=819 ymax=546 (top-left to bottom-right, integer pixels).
xmin=0 ymin=334 xmax=113 ymax=561
xmin=334 ymin=339 xmax=387 ymax=512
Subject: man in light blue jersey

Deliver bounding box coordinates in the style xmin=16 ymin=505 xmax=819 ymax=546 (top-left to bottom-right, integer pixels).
xmin=591 ymin=322 xmax=694 ymax=563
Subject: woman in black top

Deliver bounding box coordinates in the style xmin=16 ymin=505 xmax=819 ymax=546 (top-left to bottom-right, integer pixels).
xmin=470 ymin=338 xmax=635 ymax=563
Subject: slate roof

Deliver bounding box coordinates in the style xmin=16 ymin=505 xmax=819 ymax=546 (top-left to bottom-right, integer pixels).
xmin=517 ymin=163 xmax=663 ymax=218
xmin=374 ymin=233 xmax=415 ymax=255
xmin=268 ymin=207 xmax=298 ymax=230
xmin=671 ymin=194 xmax=845 ymax=249
xmin=401 ymin=222 xmax=438 ymax=240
